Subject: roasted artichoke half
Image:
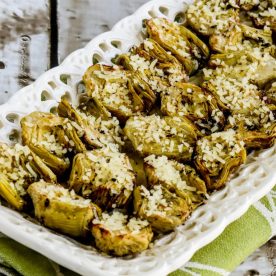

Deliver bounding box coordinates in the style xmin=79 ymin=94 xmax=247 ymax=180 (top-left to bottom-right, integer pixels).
xmin=202 ymin=57 xmax=273 ymax=113
xmin=21 ymin=111 xmax=86 ymax=175
xmin=144 ymin=155 xmax=207 ymax=210
xmin=133 ymin=184 xmax=190 ymax=233
xmin=28 ymin=181 xmax=101 ymax=238
xmin=160 ymin=82 xmax=225 ymax=133
xmin=114 ymin=38 xmax=188 ymax=93
xmin=124 ymin=115 xmax=200 ymax=161
xmin=226 ymin=104 xmax=276 ymax=149
xmin=194 ymin=130 xmax=247 ymax=190
xmin=146 ymin=18 xmax=209 ymax=75
xmin=58 ymin=98 xmax=124 ymax=150
xmin=83 ymin=64 xmax=156 ymax=121
xmin=187 ymin=0 xmax=240 ymax=36
xmin=92 ymin=210 xmax=153 ymax=256
xmin=69 ymin=149 xmax=135 ymax=210
xmin=0 ymin=143 xmax=56 ymax=210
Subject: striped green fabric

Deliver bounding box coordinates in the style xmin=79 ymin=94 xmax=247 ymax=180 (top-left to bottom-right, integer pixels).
xmin=0 ymin=186 xmax=275 ymax=276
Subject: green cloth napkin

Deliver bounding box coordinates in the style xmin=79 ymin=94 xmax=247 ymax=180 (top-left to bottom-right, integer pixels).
xmin=0 ymin=186 xmax=275 ymax=276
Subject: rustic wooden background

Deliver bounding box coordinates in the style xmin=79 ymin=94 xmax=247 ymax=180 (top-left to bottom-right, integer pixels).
xmin=0 ymin=0 xmax=275 ymax=275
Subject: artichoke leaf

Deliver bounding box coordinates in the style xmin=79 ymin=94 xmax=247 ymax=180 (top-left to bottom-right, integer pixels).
xmin=0 ymin=173 xmax=25 ymax=210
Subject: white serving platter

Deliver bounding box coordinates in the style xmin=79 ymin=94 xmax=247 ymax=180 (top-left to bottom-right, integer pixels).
xmin=0 ymin=0 xmax=275 ymax=275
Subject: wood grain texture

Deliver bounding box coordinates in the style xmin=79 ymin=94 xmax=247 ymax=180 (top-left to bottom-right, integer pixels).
xmin=57 ymin=0 xmax=148 ymax=62
xmin=0 ymin=0 xmax=50 ymax=104
xmin=231 ymin=237 xmax=276 ymax=275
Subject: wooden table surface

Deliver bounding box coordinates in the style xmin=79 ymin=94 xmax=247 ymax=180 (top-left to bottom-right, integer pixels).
xmin=0 ymin=1 xmax=275 ymax=275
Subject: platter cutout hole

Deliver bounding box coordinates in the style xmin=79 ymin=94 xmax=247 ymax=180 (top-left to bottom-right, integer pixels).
xmin=6 ymin=113 xmax=19 ymax=124
xmin=99 ymin=43 xmax=109 ymax=52
xmin=41 ymin=90 xmax=52 ymax=101
xmin=148 ymin=10 xmax=157 ymax=18
xmin=194 ymin=210 xmax=205 ymax=219
xmin=142 ymin=19 xmax=147 ymax=28
xmin=50 ymin=106 xmax=58 ymax=115
xmin=210 ymin=215 xmax=217 ymax=223
xmin=201 ymin=224 xmax=209 ymax=232
xmin=174 ymin=12 xmax=185 ymax=24
xmin=92 ymin=54 xmax=102 ymax=65
xmin=183 ymin=222 xmax=197 ymax=230
xmin=159 ymin=6 xmax=169 ymax=16
xmin=48 ymin=81 xmax=57 ymax=89
xmin=0 ymin=61 xmax=5 ymax=69
xmin=111 ymin=40 xmax=122 ymax=49
xmin=77 ymin=81 xmax=86 ymax=94
xmin=60 ymin=74 xmax=71 ymax=85
xmin=9 ymin=129 xmax=20 ymax=143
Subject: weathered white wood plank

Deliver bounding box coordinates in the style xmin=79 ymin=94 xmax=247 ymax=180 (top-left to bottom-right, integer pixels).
xmin=0 ymin=0 xmax=50 ymax=104
xmin=231 ymin=237 xmax=276 ymax=275
xmin=57 ymin=0 xmax=148 ymax=62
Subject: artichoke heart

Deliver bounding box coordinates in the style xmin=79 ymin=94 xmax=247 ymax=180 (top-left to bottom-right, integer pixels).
xmin=0 ymin=143 xmax=56 ymax=210
xmin=58 ymin=98 xmax=124 ymax=150
xmin=161 ymin=82 xmax=225 ymax=132
xmin=146 ymin=18 xmax=209 ymax=75
xmin=124 ymin=115 xmax=200 ymax=161
xmin=203 ymin=49 xmax=276 ymax=113
xmin=144 ymin=155 xmax=207 ymax=210
xmin=28 ymin=181 xmax=101 ymax=238
xmin=186 ymin=0 xmax=240 ymax=36
xmin=21 ymin=112 xmax=86 ymax=175
xmin=133 ymin=185 xmax=190 ymax=233
xmin=194 ymin=130 xmax=247 ymax=190
xmin=69 ymin=149 xmax=135 ymax=210
xmin=226 ymin=104 xmax=276 ymax=149
xmin=83 ymin=64 xmax=156 ymax=121
xmin=114 ymin=38 xmax=188 ymax=93
xmin=92 ymin=210 xmax=153 ymax=256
